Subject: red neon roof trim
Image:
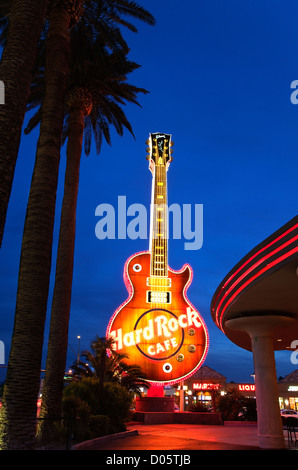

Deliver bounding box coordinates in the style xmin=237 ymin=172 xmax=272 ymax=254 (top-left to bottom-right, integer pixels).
xmin=218 ymin=246 xmax=298 ymax=330
xmin=215 ymin=233 xmax=298 ymax=327
xmin=212 ymin=222 xmax=298 ymax=326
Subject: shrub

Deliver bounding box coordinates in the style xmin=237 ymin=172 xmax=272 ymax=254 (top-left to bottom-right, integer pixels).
xmin=188 ymin=402 xmax=209 ymax=412
xmin=61 ymin=395 xmax=92 ymax=442
xmin=63 ymin=395 xmax=90 ymax=422
xmin=100 ymin=381 xmax=133 ymax=432
xmin=63 ymin=378 xmax=100 ymax=413
xmin=62 ymin=378 xmax=133 ymax=439
xmin=89 ymin=415 xmax=110 ymax=437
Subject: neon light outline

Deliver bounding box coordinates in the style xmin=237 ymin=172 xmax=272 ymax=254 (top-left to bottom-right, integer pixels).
xmin=106 ymin=250 xmax=209 ymax=386
xmin=215 ymin=233 xmax=298 ymax=328
xmin=212 ymin=222 xmax=298 ymax=327
xmin=215 ymin=243 xmax=298 ymax=331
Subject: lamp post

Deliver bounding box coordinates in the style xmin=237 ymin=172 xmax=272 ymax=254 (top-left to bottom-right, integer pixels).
xmin=77 ymin=335 xmax=81 ymax=364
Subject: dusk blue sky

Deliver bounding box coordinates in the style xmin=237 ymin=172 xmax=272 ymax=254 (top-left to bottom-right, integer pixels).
xmin=0 ymin=0 xmax=298 ymax=383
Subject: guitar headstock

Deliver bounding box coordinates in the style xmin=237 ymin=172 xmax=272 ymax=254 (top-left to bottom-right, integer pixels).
xmin=146 ymin=132 xmax=173 ymax=173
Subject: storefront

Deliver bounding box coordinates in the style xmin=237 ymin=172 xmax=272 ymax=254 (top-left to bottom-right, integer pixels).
xmin=169 ymin=365 xmax=298 ymax=412
xmin=277 ymin=370 xmax=298 ymax=411
xmin=226 ymin=371 xmax=298 ymax=412
xmin=173 ymin=365 xmax=226 ymax=410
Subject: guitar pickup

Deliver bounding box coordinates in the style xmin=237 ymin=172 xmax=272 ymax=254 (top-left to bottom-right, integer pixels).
xmin=146 ymin=291 xmax=171 ymax=304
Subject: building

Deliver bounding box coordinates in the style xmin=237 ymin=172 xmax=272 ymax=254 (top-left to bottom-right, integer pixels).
xmin=176 ymin=366 xmax=226 ymax=410
xmin=172 ymin=365 xmax=298 ymax=413
xmin=278 ymin=370 xmax=298 ymax=411
xmin=210 ymin=215 xmax=298 ymax=449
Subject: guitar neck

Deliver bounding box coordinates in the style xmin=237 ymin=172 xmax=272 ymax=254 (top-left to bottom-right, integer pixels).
xmin=150 ymin=162 xmax=168 ymax=277
xmin=146 ymin=132 xmax=173 ymax=279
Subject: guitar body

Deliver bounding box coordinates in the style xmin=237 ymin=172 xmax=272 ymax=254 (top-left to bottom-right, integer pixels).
xmin=107 ymin=251 xmax=208 ymax=384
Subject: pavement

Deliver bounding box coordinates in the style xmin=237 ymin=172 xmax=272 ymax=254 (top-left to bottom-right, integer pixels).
xmin=74 ymin=422 xmax=262 ymax=451
xmin=73 ymin=421 xmax=298 ymax=452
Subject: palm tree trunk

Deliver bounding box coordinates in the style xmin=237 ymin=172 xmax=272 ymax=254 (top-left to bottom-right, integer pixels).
xmin=0 ymin=0 xmax=48 ymax=248
xmin=38 ymin=106 xmax=85 ymax=442
xmin=0 ymin=8 xmax=71 ymax=450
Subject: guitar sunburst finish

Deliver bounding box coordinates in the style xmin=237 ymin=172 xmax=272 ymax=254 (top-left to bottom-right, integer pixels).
xmin=106 ymin=133 xmax=208 ymax=384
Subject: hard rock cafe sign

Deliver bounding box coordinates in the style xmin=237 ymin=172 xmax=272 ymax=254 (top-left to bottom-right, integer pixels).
xmin=106 ymin=133 xmax=209 ymax=385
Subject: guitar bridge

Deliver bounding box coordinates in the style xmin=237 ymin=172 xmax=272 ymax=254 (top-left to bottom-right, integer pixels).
xmin=146 ymin=290 xmax=171 ymax=304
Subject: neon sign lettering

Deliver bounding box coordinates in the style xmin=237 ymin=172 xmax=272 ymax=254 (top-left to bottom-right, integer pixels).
xmin=110 ymin=307 xmax=202 ymax=354
xmin=147 ymin=338 xmax=178 ymax=356
xmin=193 ymin=383 xmax=220 ymax=390
xmin=238 ymin=384 xmax=255 ymax=391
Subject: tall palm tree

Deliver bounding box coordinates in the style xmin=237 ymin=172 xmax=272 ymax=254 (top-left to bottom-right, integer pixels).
xmin=0 ymin=0 xmax=154 ymax=450
xmin=29 ymin=34 xmax=148 ymax=440
xmin=0 ymin=0 xmax=49 ymax=247
xmin=0 ymin=1 xmax=73 ymax=450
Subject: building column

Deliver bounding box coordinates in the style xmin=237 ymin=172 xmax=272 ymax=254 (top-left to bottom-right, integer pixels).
xmin=251 ymin=332 xmax=284 ymax=449
xmin=226 ymin=315 xmax=295 ymax=449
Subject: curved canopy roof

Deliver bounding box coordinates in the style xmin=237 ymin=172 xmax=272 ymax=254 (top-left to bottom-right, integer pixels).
xmin=210 ymin=216 xmax=298 ymax=351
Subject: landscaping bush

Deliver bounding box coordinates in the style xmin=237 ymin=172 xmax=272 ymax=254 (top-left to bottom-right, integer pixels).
xmin=99 ymin=381 xmax=133 ymax=432
xmin=63 ymin=378 xmax=100 ymax=414
xmin=216 ymin=389 xmax=257 ymax=421
xmin=89 ymin=415 xmax=110 ymax=437
xmin=61 ymin=395 xmax=91 ymax=442
xmin=62 ymin=378 xmax=133 ymax=439
xmin=188 ymin=402 xmax=209 ymax=412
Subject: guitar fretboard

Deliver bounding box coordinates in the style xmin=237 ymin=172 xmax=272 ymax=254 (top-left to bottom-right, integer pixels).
xmin=150 ymin=158 xmax=168 ymax=277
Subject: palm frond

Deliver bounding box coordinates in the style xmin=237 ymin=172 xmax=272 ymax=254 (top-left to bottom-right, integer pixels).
xmin=70 ymin=335 xmax=150 ymax=393
xmin=24 ymin=3 xmax=152 ymax=157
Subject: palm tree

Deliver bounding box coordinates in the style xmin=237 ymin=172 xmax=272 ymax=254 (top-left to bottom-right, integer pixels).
xmin=71 ymin=336 xmax=150 ymax=396
xmin=29 ymin=34 xmax=148 ymax=440
xmin=0 ymin=0 xmax=49 ymax=247
xmin=0 ymin=1 xmax=72 ymax=450
xmin=0 ymin=1 xmax=154 ymax=450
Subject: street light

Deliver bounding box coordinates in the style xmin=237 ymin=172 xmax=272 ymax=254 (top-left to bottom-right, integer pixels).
xmin=77 ymin=335 xmax=81 ymax=364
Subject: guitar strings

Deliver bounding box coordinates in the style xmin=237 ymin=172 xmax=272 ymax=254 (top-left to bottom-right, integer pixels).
xmin=150 ymin=137 xmax=170 ymax=310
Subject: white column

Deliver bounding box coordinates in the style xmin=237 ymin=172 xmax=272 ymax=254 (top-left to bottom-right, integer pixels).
xmin=226 ymin=315 xmax=295 ymax=449
xmin=251 ymin=332 xmax=284 ymax=448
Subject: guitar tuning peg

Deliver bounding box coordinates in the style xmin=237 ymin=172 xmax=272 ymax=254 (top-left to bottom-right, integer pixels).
xmin=170 ymin=141 xmax=174 ymax=146
xmin=146 ymin=155 xmax=150 ymax=160
xmin=146 ymin=139 xmax=150 ymax=145
xmin=146 ymin=147 xmax=151 ymax=153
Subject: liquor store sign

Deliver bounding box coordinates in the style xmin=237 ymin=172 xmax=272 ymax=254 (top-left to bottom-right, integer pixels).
xmin=238 ymin=384 xmax=255 ymax=391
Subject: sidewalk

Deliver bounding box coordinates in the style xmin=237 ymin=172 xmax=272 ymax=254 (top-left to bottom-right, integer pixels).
xmin=74 ymin=422 xmax=262 ymax=450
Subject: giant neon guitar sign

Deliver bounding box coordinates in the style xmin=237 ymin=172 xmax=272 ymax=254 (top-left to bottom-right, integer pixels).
xmin=106 ymin=133 xmax=209 ymax=384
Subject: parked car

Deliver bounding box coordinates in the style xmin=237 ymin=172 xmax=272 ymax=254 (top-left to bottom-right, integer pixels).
xmin=281 ymin=409 xmax=298 ymax=419
xmin=281 ymin=409 xmax=298 ymax=426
